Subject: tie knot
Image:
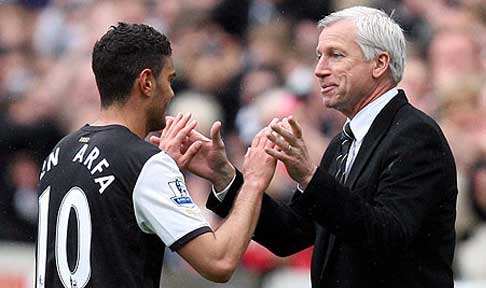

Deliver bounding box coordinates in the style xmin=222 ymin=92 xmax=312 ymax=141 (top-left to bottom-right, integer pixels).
xmin=342 ymin=122 xmax=355 ymax=141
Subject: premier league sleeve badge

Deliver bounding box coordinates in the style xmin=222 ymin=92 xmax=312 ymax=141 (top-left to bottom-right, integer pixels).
xmin=168 ymin=179 xmax=195 ymax=208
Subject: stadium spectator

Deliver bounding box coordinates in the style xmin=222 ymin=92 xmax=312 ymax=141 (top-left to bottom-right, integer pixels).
xmin=456 ymin=158 xmax=486 ymax=280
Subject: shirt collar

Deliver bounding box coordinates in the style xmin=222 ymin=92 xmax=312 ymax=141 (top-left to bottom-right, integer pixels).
xmin=345 ymin=87 xmax=398 ymax=143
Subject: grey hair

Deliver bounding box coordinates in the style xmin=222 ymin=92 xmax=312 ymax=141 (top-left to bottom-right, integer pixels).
xmin=318 ymin=6 xmax=406 ymax=84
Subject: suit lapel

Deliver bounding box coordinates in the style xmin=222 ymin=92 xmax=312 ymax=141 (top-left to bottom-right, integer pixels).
xmin=346 ymin=90 xmax=409 ymax=189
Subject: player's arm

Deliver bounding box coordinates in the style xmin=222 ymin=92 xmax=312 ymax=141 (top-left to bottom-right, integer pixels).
xmin=148 ymin=115 xmax=276 ymax=282
xmin=176 ymin=128 xmax=276 ymax=282
xmin=133 ymin=150 xmax=266 ymax=283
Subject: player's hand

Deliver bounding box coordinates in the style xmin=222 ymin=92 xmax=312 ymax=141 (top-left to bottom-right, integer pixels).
xmin=153 ymin=113 xmax=202 ymax=170
xmin=187 ymin=120 xmax=236 ymax=191
xmin=242 ymin=122 xmax=278 ymax=193
xmin=265 ymin=116 xmax=316 ymax=189
xmin=151 ymin=117 xmax=235 ymax=191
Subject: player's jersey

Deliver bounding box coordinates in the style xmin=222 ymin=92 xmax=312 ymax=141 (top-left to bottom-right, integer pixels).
xmin=35 ymin=124 xmax=211 ymax=288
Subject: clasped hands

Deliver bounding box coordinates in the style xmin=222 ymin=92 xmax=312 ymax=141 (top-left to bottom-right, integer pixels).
xmin=150 ymin=113 xmax=316 ymax=193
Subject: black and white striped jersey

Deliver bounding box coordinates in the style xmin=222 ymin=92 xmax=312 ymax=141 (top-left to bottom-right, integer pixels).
xmin=36 ymin=124 xmax=211 ymax=288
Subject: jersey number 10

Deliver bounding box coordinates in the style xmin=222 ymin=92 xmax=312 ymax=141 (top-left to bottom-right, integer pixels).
xmin=37 ymin=186 xmax=92 ymax=288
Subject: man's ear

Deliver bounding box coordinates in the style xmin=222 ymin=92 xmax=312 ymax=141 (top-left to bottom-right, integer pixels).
xmin=372 ymin=51 xmax=390 ymax=79
xmin=138 ymin=69 xmax=155 ymax=96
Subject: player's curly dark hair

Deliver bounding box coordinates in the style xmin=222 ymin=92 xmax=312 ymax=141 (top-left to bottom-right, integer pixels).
xmin=92 ymin=22 xmax=172 ymax=107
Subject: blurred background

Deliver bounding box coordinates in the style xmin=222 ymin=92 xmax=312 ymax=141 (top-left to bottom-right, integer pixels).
xmin=0 ymin=0 xmax=484 ymax=287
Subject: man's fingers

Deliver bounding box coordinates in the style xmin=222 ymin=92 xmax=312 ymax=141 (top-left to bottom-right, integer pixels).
xmin=165 ymin=116 xmax=175 ymax=129
xmin=288 ymin=116 xmax=303 ymax=139
xmin=210 ymin=121 xmax=224 ymax=146
xmin=265 ymin=147 xmax=285 ymax=161
xmin=173 ymin=113 xmax=192 ymax=135
xmin=161 ymin=118 xmax=172 ymax=138
xmin=149 ymin=136 xmax=161 ymax=146
xmin=189 ymin=127 xmax=210 ymax=142
xmin=175 ymin=120 xmax=197 ymax=142
xmin=179 ymin=141 xmax=203 ymax=168
xmin=252 ymin=130 xmax=264 ymax=148
xmin=161 ymin=116 xmax=175 ymax=139
xmin=259 ymin=127 xmax=273 ymax=148
xmin=267 ymin=118 xmax=280 ymax=128
xmin=164 ymin=113 xmax=182 ymax=137
xmin=264 ymin=134 xmax=276 ymax=149
xmin=266 ymin=131 xmax=290 ymax=152
xmin=168 ymin=113 xmax=190 ymax=138
xmin=271 ymin=123 xmax=297 ymax=146
xmin=172 ymin=113 xmax=192 ymax=139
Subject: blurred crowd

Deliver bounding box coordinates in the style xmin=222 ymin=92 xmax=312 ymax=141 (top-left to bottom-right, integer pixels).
xmin=0 ymin=0 xmax=484 ymax=287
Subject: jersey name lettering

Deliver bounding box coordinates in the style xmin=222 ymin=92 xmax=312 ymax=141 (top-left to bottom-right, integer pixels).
xmin=39 ymin=147 xmax=60 ymax=180
xmin=72 ymin=144 xmax=115 ymax=194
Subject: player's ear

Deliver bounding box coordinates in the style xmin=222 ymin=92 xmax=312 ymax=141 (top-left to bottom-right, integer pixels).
xmin=138 ymin=69 xmax=155 ymax=97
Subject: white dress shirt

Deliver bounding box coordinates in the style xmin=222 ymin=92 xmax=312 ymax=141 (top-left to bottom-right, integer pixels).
xmin=343 ymin=87 xmax=398 ymax=179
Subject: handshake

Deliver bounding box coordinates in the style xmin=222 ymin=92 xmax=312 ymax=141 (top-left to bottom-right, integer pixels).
xmin=145 ymin=112 xmax=319 ymax=283
xmin=149 ymin=113 xmax=317 ymax=194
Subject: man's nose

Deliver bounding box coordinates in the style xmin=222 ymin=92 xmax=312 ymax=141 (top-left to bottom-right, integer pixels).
xmin=314 ymin=57 xmax=331 ymax=78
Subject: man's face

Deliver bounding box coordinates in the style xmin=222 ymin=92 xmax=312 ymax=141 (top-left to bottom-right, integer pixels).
xmin=314 ymin=20 xmax=375 ymax=117
xmin=148 ymin=56 xmax=176 ymax=132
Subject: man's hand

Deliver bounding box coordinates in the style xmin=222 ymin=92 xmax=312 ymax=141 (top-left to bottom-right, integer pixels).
xmin=151 ymin=116 xmax=235 ymax=191
xmin=243 ymin=123 xmax=278 ymax=193
xmin=265 ymin=116 xmax=317 ymax=189
xmin=152 ymin=113 xmax=202 ymax=170
xmin=185 ymin=120 xmax=236 ymax=191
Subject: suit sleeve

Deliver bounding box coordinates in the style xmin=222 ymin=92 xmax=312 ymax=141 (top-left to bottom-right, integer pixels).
xmin=206 ymin=170 xmax=315 ymax=257
xmin=292 ymin=122 xmax=457 ymax=255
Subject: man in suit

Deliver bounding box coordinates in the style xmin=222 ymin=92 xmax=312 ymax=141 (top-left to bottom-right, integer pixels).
xmin=162 ymin=6 xmax=457 ymax=288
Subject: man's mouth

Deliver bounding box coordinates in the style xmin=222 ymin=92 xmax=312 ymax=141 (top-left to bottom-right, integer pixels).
xmin=320 ymin=84 xmax=337 ymax=94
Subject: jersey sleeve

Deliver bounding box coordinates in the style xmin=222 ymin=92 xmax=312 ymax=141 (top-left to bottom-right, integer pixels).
xmin=133 ymin=151 xmax=212 ymax=250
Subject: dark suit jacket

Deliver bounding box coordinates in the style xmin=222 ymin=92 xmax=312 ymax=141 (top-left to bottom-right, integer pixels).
xmin=207 ymin=90 xmax=457 ymax=287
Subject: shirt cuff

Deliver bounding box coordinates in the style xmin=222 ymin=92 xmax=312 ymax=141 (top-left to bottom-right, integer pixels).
xmin=212 ymin=174 xmax=237 ymax=202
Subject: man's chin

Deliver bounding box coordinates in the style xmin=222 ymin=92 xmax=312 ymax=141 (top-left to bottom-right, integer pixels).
xmin=322 ymin=92 xmax=343 ymax=109
xmin=322 ymin=98 xmax=336 ymax=109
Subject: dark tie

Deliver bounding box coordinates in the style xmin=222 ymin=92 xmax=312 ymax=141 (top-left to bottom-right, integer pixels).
xmin=335 ymin=122 xmax=355 ymax=184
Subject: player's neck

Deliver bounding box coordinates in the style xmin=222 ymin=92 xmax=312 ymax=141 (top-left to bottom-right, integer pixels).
xmin=92 ymin=105 xmax=148 ymax=139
